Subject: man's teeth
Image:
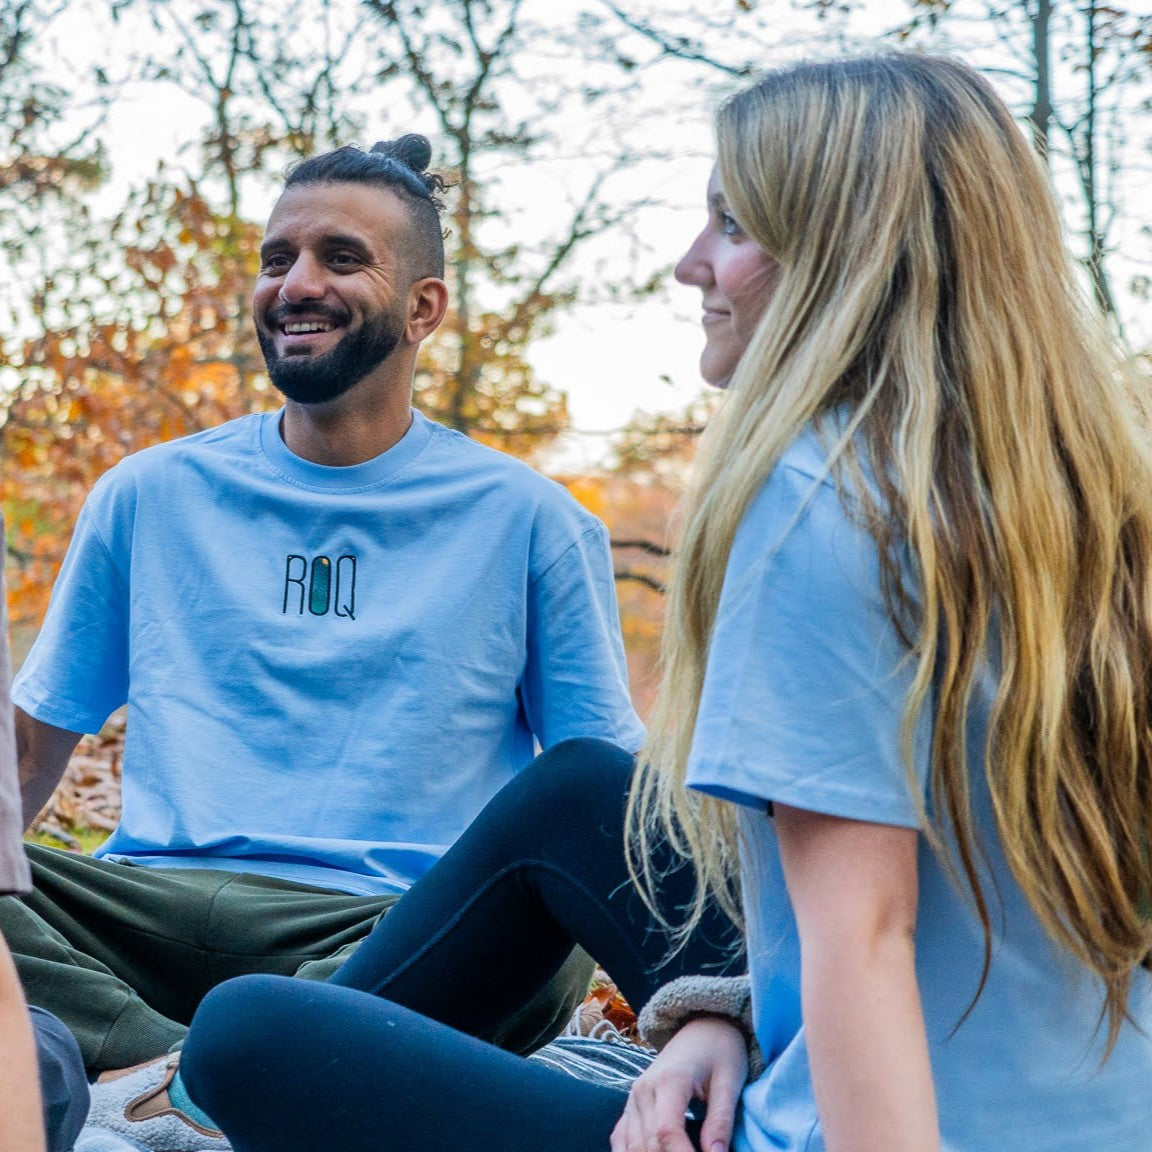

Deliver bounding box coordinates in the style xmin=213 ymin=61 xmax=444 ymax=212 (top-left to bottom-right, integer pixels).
xmin=283 ymin=322 xmax=333 ymax=334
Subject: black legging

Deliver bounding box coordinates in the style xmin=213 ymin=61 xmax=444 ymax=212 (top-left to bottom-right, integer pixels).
xmin=181 ymin=738 xmax=741 ymax=1152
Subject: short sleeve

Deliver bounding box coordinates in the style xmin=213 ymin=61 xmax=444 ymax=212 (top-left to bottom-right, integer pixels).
xmin=686 ymin=448 xmax=930 ymax=828
xmin=522 ymin=520 xmax=646 ymax=753
xmin=0 ymin=522 xmax=32 ymax=894
xmin=12 ymin=479 xmax=131 ymax=733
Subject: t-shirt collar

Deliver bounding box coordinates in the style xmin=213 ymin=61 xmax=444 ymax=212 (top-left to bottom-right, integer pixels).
xmin=259 ymin=406 xmax=434 ymax=492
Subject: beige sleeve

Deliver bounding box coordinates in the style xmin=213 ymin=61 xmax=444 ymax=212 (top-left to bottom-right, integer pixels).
xmin=637 ymin=973 xmax=766 ymax=1080
xmin=0 ymin=527 xmax=32 ymax=895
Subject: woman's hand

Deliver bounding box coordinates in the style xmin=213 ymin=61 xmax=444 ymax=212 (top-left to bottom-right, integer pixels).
xmin=610 ymin=1015 xmax=747 ymax=1152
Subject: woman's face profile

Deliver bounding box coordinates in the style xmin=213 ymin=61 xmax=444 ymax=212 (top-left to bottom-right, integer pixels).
xmin=674 ymin=167 xmax=779 ymax=389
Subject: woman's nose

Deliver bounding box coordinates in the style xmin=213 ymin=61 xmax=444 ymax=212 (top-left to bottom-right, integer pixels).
xmin=674 ymin=231 xmax=711 ymax=288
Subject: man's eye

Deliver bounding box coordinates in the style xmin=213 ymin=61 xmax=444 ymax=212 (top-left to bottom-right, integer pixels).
xmin=329 ymin=252 xmax=360 ymax=268
xmin=261 ymin=254 xmax=292 ymax=273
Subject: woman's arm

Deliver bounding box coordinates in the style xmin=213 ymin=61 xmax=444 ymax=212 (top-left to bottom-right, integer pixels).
xmin=773 ymin=803 xmax=938 ymax=1152
xmin=0 ymin=934 xmax=46 ymax=1152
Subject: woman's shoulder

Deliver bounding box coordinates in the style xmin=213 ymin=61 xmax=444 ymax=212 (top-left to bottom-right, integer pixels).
xmin=777 ymin=422 xmax=838 ymax=485
xmin=739 ymin=420 xmax=862 ymax=555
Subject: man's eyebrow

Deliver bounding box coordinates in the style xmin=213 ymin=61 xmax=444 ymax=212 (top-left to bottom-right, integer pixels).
xmin=259 ymin=238 xmax=292 ymax=260
xmin=322 ymin=233 xmax=375 ymax=257
xmin=258 ymin=234 xmax=377 ymax=260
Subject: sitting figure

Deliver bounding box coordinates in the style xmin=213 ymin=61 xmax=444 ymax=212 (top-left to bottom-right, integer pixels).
xmin=2 ymin=535 xmax=89 ymax=1152
xmin=3 ymin=134 xmax=643 ymax=1150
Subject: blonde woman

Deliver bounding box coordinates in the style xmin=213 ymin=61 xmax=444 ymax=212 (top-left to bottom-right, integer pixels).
xmin=178 ymin=54 xmax=1152 ymax=1152
xmin=624 ymin=51 xmax=1152 ymax=1151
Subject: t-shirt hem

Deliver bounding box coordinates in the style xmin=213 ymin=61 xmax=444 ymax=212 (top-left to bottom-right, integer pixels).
xmin=95 ymin=852 xmax=412 ymax=897
xmin=542 ymin=723 xmax=646 ymax=754
xmin=689 ymin=764 xmax=922 ymax=829
xmin=0 ymin=870 xmax=30 ymax=898
xmin=10 ymin=682 xmax=110 ymax=736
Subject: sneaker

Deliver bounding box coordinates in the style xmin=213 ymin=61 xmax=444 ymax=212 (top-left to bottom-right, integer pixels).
xmin=85 ymin=1053 xmax=231 ymax=1152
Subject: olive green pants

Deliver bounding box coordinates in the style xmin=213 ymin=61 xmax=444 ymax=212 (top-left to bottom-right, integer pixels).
xmin=1 ymin=843 xmax=592 ymax=1073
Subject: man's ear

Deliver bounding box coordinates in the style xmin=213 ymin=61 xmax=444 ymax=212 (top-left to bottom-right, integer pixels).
xmin=405 ymin=277 xmax=449 ymax=344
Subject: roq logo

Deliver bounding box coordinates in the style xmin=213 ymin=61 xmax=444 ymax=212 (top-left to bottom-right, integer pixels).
xmin=282 ymin=555 xmax=357 ymax=619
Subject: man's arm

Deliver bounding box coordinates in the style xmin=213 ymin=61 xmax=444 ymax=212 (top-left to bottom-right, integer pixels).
xmin=0 ymin=934 xmax=47 ymax=1152
xmin=523 ymin=520 xmax=645 ymax=752
xmin=15 ymin=708 xmax=82 ymax=833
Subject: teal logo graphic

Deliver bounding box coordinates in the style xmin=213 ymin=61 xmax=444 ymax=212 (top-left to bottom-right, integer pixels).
xmin=283 ymin=555 xmax=357 ymax=619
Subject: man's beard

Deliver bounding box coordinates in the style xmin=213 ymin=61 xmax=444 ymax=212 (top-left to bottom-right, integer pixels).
xmin=258 ymin=306 xmax=405 ymax=405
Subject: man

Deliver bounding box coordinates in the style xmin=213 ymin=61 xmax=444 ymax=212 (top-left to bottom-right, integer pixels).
xmin=4 ymin=135 xmax=643 ymax=1148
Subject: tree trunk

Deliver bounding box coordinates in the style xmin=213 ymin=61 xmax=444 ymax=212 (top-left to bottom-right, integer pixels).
xmin=1030 ymin=0 xmax=1053 ymax=161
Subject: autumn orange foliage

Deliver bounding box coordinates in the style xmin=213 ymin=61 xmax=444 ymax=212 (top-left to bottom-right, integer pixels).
xmin=579 ymin=971 xmax=641 ymax=1040
xmin=566 ymin=473 xmax=675 ymax=717
xmin=2 ymin=172 xmax=579 ymax=630
xmin=2 ymin=180 xmax=276 ymax=629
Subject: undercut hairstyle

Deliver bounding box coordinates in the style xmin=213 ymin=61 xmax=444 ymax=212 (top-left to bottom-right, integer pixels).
xmin=284 ymin=135 xmax=447 ymax=280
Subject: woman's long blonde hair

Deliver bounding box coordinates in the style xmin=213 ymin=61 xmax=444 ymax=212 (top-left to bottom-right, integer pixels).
xmin=629 ymin=53 xmax=1152 ymax=1044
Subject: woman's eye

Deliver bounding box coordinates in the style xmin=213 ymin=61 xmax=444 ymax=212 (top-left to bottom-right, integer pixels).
xmin=719 ymin=212 xmax=742 ymax=237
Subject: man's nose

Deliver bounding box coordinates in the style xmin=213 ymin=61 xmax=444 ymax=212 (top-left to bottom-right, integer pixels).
xmin=279 ymin=252 xmax=326 ymax=303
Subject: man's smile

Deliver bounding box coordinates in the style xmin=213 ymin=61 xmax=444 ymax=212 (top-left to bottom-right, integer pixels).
xmin=267 ymin=307 xmax=350 ymax=355
xmin=283 ymin=321 xmax=334 ymax=334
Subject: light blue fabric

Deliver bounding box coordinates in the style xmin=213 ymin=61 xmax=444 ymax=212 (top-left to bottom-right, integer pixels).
xmin=14 ymin=409 xmax=644 ymax=896
xmin=686 ymin=427 xmax=1152 ymax=1152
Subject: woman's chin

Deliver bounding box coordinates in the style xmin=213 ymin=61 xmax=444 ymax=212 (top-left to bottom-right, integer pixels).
xmin=699 ymin=360 xmax=735 ymax=391
xmin=702 ymin=370 xmax=734 ymax=391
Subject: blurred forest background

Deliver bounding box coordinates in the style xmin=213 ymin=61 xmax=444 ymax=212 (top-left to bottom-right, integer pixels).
xmin=3 ymin=0 xmax=1151 ymax=843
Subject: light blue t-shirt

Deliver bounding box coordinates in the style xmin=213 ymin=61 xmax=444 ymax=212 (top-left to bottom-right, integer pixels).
xmin=15 ymin=408 xmax=644 ymax=896
xmin=687 ymin=428 xmax=1152 ymax=1152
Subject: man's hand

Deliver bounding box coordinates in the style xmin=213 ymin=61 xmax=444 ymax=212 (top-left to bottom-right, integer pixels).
xmin=611 ymin=1015 xmax=748 ymax=1152
xmin=15 ymin=709 xmax=82 ymax=832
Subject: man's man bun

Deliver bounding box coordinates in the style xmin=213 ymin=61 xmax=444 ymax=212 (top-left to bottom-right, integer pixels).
xmin=371 ymin=134 xmax=433 ymax=175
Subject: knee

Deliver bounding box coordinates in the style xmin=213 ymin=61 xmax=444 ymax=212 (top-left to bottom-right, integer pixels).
xmin=181 ymin=975 xmax=296 ymax=1115
xmin=520 ymin=737 xmax=635 ymax=811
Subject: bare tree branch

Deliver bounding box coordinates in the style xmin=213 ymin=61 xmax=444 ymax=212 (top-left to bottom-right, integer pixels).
xmin=597 ymin=0 xmax=753 ymax=78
